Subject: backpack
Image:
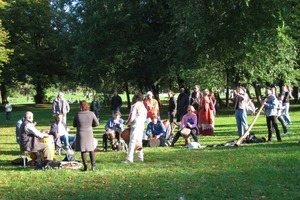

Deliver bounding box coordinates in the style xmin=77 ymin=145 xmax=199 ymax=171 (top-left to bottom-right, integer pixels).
xmin=246 ymin=100 xmax=256 ymax=115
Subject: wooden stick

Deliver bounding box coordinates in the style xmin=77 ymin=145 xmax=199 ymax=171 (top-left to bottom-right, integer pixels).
xmin=235 ymin=103 xmax=265 ymax=146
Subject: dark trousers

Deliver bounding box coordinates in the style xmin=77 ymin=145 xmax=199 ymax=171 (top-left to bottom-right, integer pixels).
xmin=103 ymin=131 xmax=120 ymax=151
xmin=81 ymin=151 xmax=96 ymax=167
xmin=266 ymin=116 xmax=281 ymax=141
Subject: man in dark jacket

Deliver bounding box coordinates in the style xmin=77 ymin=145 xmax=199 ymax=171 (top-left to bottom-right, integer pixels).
xmin=20 ymin=111 xmax=53 ymax=160
xmin=111 ymin=91 xmax=123 ymax=116
xmin=176 ymin=88 xmax=189 ymax=122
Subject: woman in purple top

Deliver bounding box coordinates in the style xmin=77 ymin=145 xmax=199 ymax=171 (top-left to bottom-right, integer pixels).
xmin=170 ymin=105 xmax=199 ymax=147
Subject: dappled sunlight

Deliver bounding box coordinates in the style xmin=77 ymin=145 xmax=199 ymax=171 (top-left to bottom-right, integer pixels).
xmin=0 ymin=104 xmax=299 ymax=199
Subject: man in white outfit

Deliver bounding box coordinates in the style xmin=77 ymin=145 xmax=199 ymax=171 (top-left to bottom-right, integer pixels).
xmin=123 ymin=93 xmax=147 ymax=163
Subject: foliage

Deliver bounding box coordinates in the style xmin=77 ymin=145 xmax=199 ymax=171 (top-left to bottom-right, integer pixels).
xmin=0 ymin=0 xmax=300 ymax=103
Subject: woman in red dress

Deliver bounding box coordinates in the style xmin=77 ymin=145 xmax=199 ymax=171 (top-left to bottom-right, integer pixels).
xmin=198 ymin=89 xmax=215 ymax=135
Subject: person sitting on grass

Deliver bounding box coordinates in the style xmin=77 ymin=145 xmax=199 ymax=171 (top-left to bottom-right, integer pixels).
xmin=170 ymin=105 xmax=199 ymax=147
xmin=49 ymin=113 xmax=76 ymax=155
xmin=145 ymin=115 xmax=167 ymax=147
xmin=103 ymin=111 xmax=125 ymax=151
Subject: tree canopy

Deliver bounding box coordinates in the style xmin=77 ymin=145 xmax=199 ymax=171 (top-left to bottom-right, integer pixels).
xmin=0 ymin=0 xmax=299 ymax=103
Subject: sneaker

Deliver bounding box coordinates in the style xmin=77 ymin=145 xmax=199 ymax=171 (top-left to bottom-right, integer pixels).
xmin=122 ymin=160 xmax=133 ymax=164
xmin=67 ymin=148 xmax=74 ymax=155
xmin=284 ymin=132 xmax=292 ymax=135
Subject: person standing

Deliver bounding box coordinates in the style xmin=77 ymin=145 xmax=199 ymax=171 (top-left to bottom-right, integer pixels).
xmin=277 ymin=93 xmax=291 ymax=135
xmin=282 ymin=84 xmax=292 ymax=124
xmin=124 ymin=93 xmax=147 ymax=163
xmin=176 ymin=88 xmax=189 ymax=122
xmin=4 ymin=101 xmax=12 ymax=121
xmin=73 ymin=100 xmax=99 ymax=171
xmin=232 ymin=86 xmax=249 ymax=137
xmin=144 ymin=91 xmax=160 ymax=122
xmin=111 ymin=91 xmax=123 ymax=116
xmin=190 ymin=85 xmax=202 ymax=114
xmin=264 ymin=89 xmax=281 ymax=142
xmin=52 ymin=92 xmax=70 ymax=124
xmin=90 ymin=95 xmax=100 ymax=121
xmin=167 ymin=90 xmax=177 ymax=135
xmin=198 ymin=89 xmax=215 ymax=136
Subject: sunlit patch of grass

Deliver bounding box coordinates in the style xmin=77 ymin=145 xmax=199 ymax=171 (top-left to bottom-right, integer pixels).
xmin=0 ymin=104 xmax=299 ymax=199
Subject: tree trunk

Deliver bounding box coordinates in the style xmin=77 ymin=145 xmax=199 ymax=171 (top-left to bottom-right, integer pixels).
xmin=0 ymin=82 xmax=7 ymax=104
xmin=225 ymin=86 xmax=230 ymax=107
xmin=292 ymin=86 xmax=298 ymax=103
xmin=125 ymin=81 xmax=131 ymax=109
xmin=253 ymin=83 xmax=262 ymax=105
xmin=34 ymin=83 xmax=45 ymax=104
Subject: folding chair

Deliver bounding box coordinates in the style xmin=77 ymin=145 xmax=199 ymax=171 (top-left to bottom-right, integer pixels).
xmin=21 ymin=151 xmax=41 ymax=167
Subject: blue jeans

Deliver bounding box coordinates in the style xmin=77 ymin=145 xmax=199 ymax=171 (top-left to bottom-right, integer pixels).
xmin=282 ymin=103 xmax=291 ymax=124
xmin=235 ymin=109 xmax=248 ymax=137
xmin=6 ymin=112 xmax=11 ymax=120
xmin=60 ymin=135 xmax=76 ymax=147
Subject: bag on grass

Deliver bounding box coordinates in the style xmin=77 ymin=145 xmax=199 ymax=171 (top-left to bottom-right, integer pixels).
xmin=63 ymin=153 xmax=75 ymax=161
xmin=11 ymin=157 xmax=27 ymax=166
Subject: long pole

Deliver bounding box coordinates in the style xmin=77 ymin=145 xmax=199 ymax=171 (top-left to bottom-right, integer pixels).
xmin=236 ymin=103 xmax=265 ymax=146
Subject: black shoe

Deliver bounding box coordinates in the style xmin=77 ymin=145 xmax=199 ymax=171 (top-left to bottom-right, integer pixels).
xmin=83 ymin=165 xmax=88 ymax=171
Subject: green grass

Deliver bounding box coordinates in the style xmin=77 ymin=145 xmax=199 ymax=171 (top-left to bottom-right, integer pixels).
xmin=0 ymin=103 xmax=299 ymax=200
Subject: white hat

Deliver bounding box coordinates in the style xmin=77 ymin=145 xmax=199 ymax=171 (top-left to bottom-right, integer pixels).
xmin=58 ymin=92 xmax=64 ymax=97
xmin=146 ymin=91 xmax=153 ymax=96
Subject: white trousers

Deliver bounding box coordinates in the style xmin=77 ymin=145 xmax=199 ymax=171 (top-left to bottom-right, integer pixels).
xmin=126 ymin=123 xmax=144 ymax=162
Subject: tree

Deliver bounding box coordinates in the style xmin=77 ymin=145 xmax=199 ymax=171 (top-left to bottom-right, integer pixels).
xmin=1 ymin=0 xmax=64 ymax=103
xmin=0 ymin=0 xmax=13 ymax=103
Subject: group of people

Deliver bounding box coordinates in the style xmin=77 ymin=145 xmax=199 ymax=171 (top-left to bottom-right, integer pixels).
xmin=16 ymin=84 xmax=294 ymax=170
xmin=232 ymin=84 xmax=293 ymax=142
xmin=18 ymin=91 xmax=123 ymax=171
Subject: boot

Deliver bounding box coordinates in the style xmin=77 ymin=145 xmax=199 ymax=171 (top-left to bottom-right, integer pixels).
xmin=83 ymin=164 xmax=88 ymax=171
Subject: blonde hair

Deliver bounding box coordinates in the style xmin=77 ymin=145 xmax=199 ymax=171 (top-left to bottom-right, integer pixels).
xmin=187 ymin=105 xmax=195 ymax=112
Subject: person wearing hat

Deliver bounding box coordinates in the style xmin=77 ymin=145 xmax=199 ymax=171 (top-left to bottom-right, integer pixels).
xmin=52 ymin=92 xmax=70 ymax=124
xmin=232 ymin=86 xmax=249 ymax=137
xmin=264 ymin=88 xmax=281 ymax=142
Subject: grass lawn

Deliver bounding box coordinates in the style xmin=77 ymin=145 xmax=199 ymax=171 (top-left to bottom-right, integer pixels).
xmin=0 ymin=102 xmax=299 ymax=200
